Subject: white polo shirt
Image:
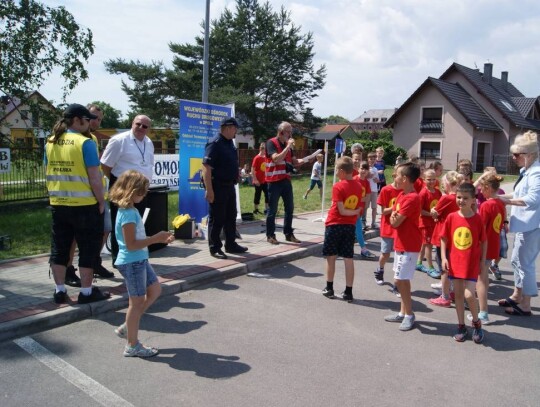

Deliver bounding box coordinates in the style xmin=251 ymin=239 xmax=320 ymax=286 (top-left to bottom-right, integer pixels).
xmin=101 ymin=130 xmax=154 ymax=181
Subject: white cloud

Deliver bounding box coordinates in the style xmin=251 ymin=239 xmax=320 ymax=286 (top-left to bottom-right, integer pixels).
xmin=33 ymin=0 xmax=540 ymax=122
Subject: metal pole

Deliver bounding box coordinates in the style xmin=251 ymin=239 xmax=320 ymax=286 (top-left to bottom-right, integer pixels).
xmin=202 ymin=0 xmax=210 ymax=102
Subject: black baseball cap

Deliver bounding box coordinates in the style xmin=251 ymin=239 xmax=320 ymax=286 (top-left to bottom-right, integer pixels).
xmin=63 ymin=103 xmax=98 ymax=120
xmin=220 ymin=117 xmax=239 ymax=127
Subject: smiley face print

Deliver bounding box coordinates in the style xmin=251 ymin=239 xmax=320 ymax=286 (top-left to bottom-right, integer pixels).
xmin=453 ymin=226 xmax=473 ymax=250
xmin=388 ymin=197 xmax=397 ymax=208
xmin=430 ymin=199 xmax=438 ymax=210
xmin=344 ymin=195 xmax=359 ymax=209
xmin=492 ymin=213 xmax=502 ymax=233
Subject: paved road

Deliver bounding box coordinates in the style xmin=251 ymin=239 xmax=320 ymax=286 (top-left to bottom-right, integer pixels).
xmin=1 ymin=237 xmax=538 ymax=407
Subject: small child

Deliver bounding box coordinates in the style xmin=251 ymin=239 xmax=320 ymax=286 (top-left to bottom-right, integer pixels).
xmin=375 ymin=167 xmax=401 ymax=285
xmin=108 ymin=170 xmax=175 ymax=358
xmin=352 ymin=155 xmax=376 ymax=259
xmin=322 ymin=156 xmax=363 ymax=303
xmin=429 ymin=161 xmax=443 ymax=190
xmin=469 ymin=173 xmax=506 ymax=324
xmin=384 ymin=162 xmax=422 ymax=331
xmin=365 ymin=152 xmax=379 ymax=229
xmin=303 ymin=153 xmax=324 ymax=199
xmin=440 ymin=182 xmax=487 ymax=343
xmin=416 ymin=169 xmax=442 ymax=274
xmin=429 ymin=171 xmax=462 ymax=305
xmin=251 ymin=142 xmax=269 ymax=214
xmin=374 ymin=147 xmax=386 ymax=192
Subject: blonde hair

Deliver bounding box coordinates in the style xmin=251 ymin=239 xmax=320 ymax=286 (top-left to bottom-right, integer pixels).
xmin=510 ymin=131 xmax=538 ymax=156
xmin=424 ymin=169 xmax=436 ymax=178
xmin=108 ymin=170 xmax=149 ymax=209
xmin=336 ymin=156 xmax=354 ymax=174
xmin=480 ymin=173 xmax=504 ymax=191
xmin=442 ymin=170 xmax=462 ymax=193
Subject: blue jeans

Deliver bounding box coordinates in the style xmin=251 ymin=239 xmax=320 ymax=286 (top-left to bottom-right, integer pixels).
xmin=117 ymin=259 xmax=158 ymax=297
xmin=355 ymin=217 xmax=365 ymax=248
xmin=266 ymin=179 xmax=294 ymax=237
xmin=511 ymin=228 xmax=540 ymax=297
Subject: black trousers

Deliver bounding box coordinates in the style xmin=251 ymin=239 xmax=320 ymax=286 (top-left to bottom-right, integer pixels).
xmin=208 ymin=182 xmax=237 ymax=251
xmin=253 ymin=183 xmax=268 ymax=205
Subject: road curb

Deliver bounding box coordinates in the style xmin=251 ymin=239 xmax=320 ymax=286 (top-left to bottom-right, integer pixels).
xmin=0 ymin=229 xmax=379 ymax=343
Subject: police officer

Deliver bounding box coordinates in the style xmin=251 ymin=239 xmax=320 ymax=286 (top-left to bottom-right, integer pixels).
xmin=45 ymin=103 xmax=111 ymax=304
xmin=202 ymin=117 xmax=248 ymax=259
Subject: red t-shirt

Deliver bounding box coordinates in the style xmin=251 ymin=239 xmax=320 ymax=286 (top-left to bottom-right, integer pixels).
xmin=442 ymin=212 xmax=486 ymax=280
xmin=431 ymin=193 xmax=459 ymax=247
xmin=377 ymin=184 xmax=401 ymax=238
xmin=413 ymin=178 xmax=425 ymax=193
xmin=392 ymin=191 xmax=422 ymax=252
xmin=353 ymin=175 xmax=371 ymax=214
xmin=479 ymin=198 xmax=506 ymax=260
xmin=325 ymin=179 xmax=363 ymax=226
xmin=419 ymin=187 xmax=442 ymax=229
xmin=251 ymin=154 xmax=266 ymax=184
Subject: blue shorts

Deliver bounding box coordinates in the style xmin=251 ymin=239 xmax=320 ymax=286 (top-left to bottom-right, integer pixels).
xmin=380 ymin=237 xmax=394 ymax=254
xmin=309 ymin=179 xmax=322 ymax=190
xmin=117 ymin=259 xmax=159 ymax=297
xmin=322 ymin=224 xmax=356 ymax=258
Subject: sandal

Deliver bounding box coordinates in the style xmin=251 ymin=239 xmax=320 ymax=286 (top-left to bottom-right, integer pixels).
xmin=505 ymin=303 xmax=532 ymax=316
xmin=498 ymin=297 xmax=520 ymax=308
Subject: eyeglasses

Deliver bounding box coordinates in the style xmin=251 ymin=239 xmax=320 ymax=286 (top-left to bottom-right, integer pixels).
xmin=135 ymin=123 xmax=149 ymax=129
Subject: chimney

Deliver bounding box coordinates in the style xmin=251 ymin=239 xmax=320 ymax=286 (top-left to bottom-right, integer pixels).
xmin=501 ymin=71 xmax=508 ymax=90
xmin=483 ymin=62 xmax=493 ymax=85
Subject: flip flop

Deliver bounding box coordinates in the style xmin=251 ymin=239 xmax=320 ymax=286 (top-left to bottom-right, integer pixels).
xmin=498 ymin=297 xmax=519 ymax=308
xmin=505 ymin=305 xmax=532 ymax=316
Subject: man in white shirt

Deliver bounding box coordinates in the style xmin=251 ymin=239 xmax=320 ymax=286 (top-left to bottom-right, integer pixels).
xmin=101 ymin=115 xmax=154 ymax=262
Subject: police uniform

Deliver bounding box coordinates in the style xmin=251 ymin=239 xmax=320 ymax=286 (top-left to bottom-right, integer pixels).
xmin=203 ymin=120 xmax=241 ymax=254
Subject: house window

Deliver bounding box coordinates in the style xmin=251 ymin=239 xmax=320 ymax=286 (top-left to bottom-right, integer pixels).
xmin=373 ymin=118 xmax=379 ymax=122
xmin=420 ymin=141 xmax=441 ymax=159
xmin=420 ymin=107 xmax=443 ymax=133
xmin=364 ymin=118 xmax=370 ymax=122
xmin=381 ymin=117 xmax=387 ymax=122
xmin=238 ymin=143 xmax=248 ymax=149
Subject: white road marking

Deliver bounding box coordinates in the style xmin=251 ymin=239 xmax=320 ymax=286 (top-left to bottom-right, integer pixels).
xmin=14 ymin=337 xmax=134 ymax=407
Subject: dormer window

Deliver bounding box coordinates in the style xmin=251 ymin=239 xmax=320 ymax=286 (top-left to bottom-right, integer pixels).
xmin=500 ymin=100 xmax=516 ymax=112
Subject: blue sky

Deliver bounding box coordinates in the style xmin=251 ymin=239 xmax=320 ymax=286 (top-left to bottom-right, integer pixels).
xmin=39 ymin=0 xmax=540 ymax=122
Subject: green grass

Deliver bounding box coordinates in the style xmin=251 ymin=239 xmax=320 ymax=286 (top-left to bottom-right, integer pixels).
xmin=0 ymin=168 xmax=519 ymax=261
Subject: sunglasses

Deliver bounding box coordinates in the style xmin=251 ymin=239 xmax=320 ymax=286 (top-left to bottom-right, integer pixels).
xmin=135 ymin=123 xmax=149 ymax=129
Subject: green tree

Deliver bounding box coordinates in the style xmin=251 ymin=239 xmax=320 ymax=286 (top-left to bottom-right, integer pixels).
xmin=0 ymin=0 xmax=94 ymax=143
xmin=105 ymin=0 xmax=326 ymax=142
xmin=325 ymin=115 xmax=349 ymax=124
xmin=0 ymin=0 xmax=94 ymax=97
xmin=89 ymin=101 xmax=122 ymax=128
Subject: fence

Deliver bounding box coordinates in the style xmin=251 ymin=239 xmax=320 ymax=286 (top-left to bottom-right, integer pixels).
xmin=0 ymin=147 xmax=322 ymax=203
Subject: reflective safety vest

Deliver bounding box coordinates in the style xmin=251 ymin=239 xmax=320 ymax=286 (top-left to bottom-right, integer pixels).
xmin=265 ymin=137 xmax=292 ymax=183
xmin=46 ymin=132 xmax=98 ymax=206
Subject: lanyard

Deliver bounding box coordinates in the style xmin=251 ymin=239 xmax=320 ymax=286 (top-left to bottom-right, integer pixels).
xmin=134 ymin=138 xmax=146 ymax=164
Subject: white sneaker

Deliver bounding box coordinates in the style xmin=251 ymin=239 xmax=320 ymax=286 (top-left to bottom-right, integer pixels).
xmin=467 ymin=313 xmax=491 ymax=325
xmin=430 ymin=282 xmax=442 ymax=289
xmin=432 ymin=288 xmax=442 ymax=295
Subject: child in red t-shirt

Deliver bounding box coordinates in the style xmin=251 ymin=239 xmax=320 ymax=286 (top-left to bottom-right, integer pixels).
xmin=375 ymin=168 xmax=401 ymax=285
xmin=251 ymin=142 xmax=269 ymax=214
xmin=322 ymin=156 xmax=363 ymax=303
xmin=384 ymin=162 xmax=422 ymax=331
xmin=352 ymin=154 xmax=376 ymax=259
xmin=441 ymin=182 xmax=487 ymax=343
xmin=472 ymin=174 xmax=506 ymax=325
xmin=416 ymin=169 xmax=442 ymax=274
xmin=428 ymin=171 xmax=462 ymax=307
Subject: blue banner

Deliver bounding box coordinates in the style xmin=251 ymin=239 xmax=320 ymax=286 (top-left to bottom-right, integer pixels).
xmin=178 ymin=100 xmax=233 ymax=222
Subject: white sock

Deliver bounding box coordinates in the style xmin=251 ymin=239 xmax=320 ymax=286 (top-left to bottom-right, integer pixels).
xmin=80 ymin=286 xmax=92 ymax=296
xmin=55 ymin=285 xmax=66 ymax=293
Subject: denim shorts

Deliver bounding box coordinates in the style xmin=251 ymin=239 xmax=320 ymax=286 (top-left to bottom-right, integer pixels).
xmin=117 ymin=259 xmax=159 ymax=297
